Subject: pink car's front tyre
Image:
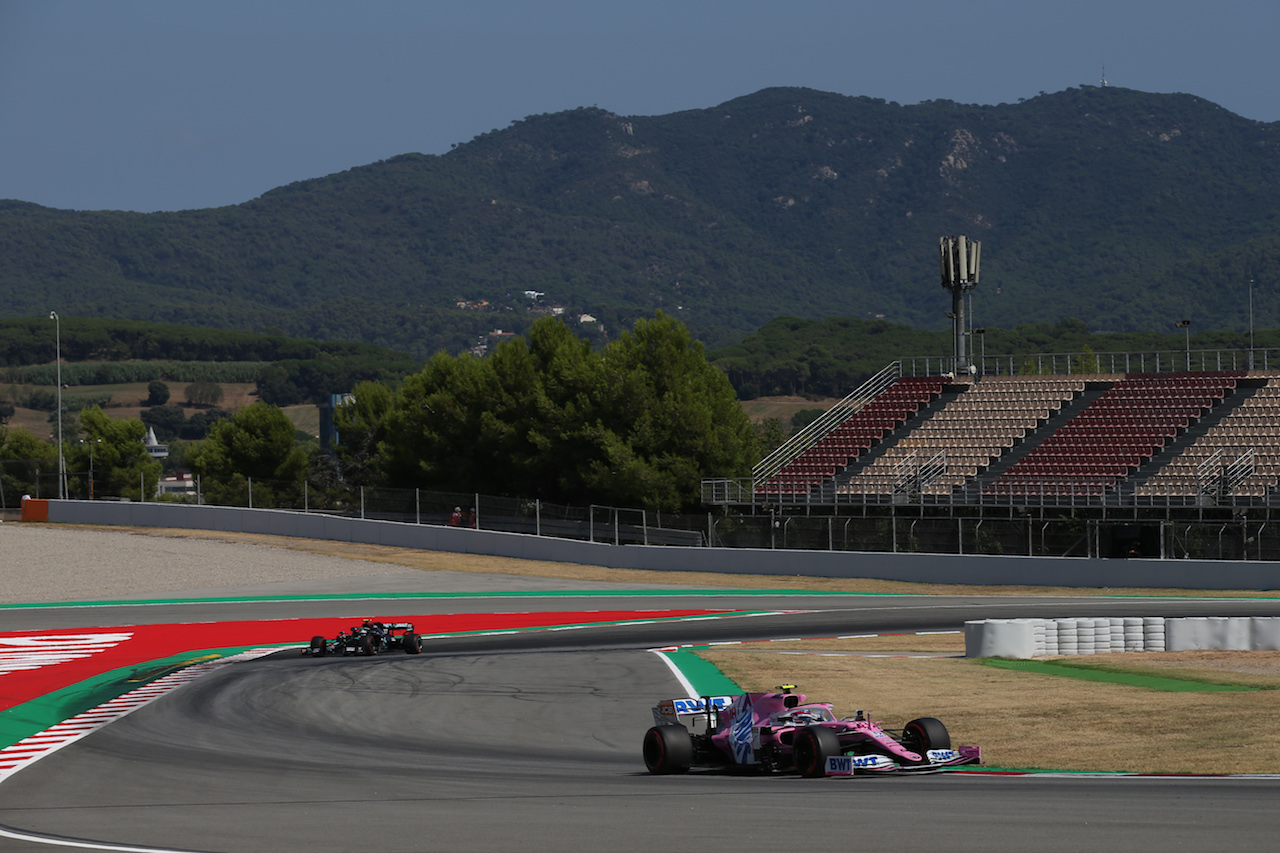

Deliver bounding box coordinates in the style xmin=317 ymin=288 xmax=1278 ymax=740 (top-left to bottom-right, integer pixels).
xmin=643 ymin=725 xmax=692 ymax=774
xmin=793 ymin=726 xmax=840 ymax=777
xmin=901 ymin=717 xmax=950 ymax=760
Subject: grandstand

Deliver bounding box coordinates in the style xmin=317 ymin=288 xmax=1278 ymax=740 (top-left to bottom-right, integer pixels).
xmin=705 ymin=359 xmax=1280 ymax=510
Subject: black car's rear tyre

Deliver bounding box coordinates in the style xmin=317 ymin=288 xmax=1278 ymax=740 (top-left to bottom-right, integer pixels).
xmin=402 ymin=632 xmax=421 ymax=654
xmin=309 ymin=636 xmax=326 ymax=657
xmin=792 ymin=726 xmax=840 ymax=778
xmin=643 ymin=725 xmax=692 ymax=775
xmin=901 ymin=717 xmax=951 ymax=759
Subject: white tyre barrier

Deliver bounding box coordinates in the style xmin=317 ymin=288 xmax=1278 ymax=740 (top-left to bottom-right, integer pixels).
xmin=1108 ymin=619 xmax=1125 ymax=653
xmin=1207 ymin=616 xmax=1251 ymax=651
xmin=1144 ymin=616 xmax=1166 ymax=652
xmin=1166 ymin=616 xmax=1209 ymax=651
xmin=965 ymin=619 xmax=1038 ymax=659
xmin=1251 ymin=617 xmax=1280 ymax=651
xmin=1055 ymin=619 xmax=1079 ymax=654
xmin=965 ymin=616 xmax=1272 ymax=658
xmin=1123 ymin=617 xmax=1145 ymax=652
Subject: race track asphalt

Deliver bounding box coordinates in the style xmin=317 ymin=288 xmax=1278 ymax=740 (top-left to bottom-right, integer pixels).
xmin=4 ymin=578 xmax=1280 ymax=851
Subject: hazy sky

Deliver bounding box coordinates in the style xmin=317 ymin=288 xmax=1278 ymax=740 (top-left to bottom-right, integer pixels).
xmin=2 ymin=0 xmax=1276 ymax=213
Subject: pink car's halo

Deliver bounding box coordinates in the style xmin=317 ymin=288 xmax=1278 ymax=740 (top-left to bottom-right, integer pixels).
xmin=643 ymin=686 xmax=980 ymax=776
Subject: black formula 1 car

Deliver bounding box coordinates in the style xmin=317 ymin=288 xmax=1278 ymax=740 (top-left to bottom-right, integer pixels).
xmin=306 ymin=620 xmax=423 ymax=656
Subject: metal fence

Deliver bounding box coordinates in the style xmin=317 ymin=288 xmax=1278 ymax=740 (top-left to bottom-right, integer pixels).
xmin=10 ymin=473 xmax=706 ymax=548
xmin=704 ymin=511 xmax=1280 ymax=562
xmin=12 ymin=461 xmax=1280 ymax=562
xmin=900 ymin=345 xmax=1280 ymax=379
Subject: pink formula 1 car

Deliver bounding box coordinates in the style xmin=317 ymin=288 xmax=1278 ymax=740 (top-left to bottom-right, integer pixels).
xmin=643 ymin=686 xmax=980 ymax=776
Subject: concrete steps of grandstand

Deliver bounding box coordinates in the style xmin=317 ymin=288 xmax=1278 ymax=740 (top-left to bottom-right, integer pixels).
xmin=1115 ymin=376 xmax=1269 ymax=503
xmin=953 ymin=379 xmax=1112 ymax=503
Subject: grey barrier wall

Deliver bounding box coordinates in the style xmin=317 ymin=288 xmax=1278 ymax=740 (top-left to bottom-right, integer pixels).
xmin=44 ymin=500 xmax=1280 ymax=591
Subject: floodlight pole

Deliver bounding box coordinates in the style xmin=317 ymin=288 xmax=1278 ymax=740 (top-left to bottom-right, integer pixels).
xmin=49 ymin=311 xmax=65 ymax=499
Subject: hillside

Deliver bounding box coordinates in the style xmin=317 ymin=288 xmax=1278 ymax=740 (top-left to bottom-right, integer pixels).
xmin=3 ymin=85 xmax=1279 ymax=356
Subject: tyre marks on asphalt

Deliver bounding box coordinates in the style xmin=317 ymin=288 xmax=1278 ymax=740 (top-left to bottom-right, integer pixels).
xmin=0 ymin=647 xmax=279 ymax=782
xmin=0 ymin=607 xmax=762 ymax=781
xmin=0 ymin=609 xmax=739 ymax=714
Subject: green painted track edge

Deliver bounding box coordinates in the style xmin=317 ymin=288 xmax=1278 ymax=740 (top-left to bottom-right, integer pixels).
xmin=657 ymin=649 xmax=742 ymax=697
xmin=6 ymin=588 xmax=1280 ymax=610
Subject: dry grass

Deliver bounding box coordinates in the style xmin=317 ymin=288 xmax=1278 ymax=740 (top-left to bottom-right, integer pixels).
xmin=704 ymin=635 xmax=1280 ymax=774
xmin=740 ymin=395 xmax=841 ymax=424
xmin=281 ymin=404 xmax=320 ymax=437
xmin=0 ymin=382 xmax=265 ymax=438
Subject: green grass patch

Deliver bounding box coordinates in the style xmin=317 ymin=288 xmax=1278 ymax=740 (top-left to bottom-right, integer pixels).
xmin=980 ymin=658 xmax=1260 ymax=692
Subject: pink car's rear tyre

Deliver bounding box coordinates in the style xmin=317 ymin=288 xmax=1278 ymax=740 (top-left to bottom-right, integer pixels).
xmin=643 ymin=725 xmax=692 ymax=774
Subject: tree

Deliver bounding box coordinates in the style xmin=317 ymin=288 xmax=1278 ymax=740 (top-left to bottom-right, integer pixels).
xmin=755 ymin=418 xmax=788 ymax=458
xmin=187 ymin=402 xmax=308 ymax=506
xmin=180 ymin=408 xmax=231 ymax=440
xmin=0 ymin=427 xmax=56 ymax=503
xmin=68 ymin=408 xmax=162 ymax=501
xmin=184 ymin=381 xmax=224 ymax=407
xmin=592 ymin=312 xmax=756 ymax=509
xmin=791 ymin=408 xmax=825 ymax=431
xmin=371 ymin=312 xmax=755 ymax=510
xmin=141 ymin=404 xmax=185 ymax=441
xmin=145 ymin=380 xmax=170 ymax=406
xmin=331 ymin=381 xmax=395 ymax=486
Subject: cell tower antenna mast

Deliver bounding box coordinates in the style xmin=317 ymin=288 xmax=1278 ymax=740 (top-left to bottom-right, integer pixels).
xmin=1101 ymin=65 xmax=1108 ymax=87
xmin=939 ymin=235 xmax=981 ymax=374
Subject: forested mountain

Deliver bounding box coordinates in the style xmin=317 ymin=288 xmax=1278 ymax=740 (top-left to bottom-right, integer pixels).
xmin=3 ymin=85 xmax=1279 ymax=357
